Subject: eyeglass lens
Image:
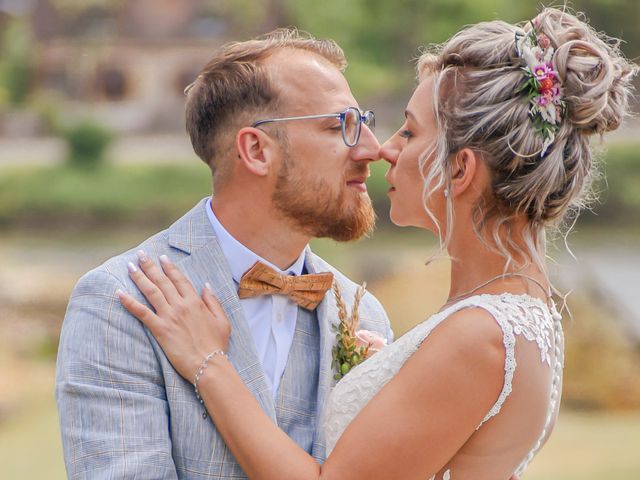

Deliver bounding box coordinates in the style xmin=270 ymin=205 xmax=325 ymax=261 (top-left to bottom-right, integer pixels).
xmin=343 ymin=108 xmax=361 ymax=146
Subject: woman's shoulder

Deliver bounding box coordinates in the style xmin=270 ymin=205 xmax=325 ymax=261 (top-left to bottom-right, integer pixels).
xmin=414 ymin=304 xmax=507 ymax=379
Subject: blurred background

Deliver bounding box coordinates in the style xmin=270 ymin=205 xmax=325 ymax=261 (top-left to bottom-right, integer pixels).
xmin=0 ymin=0 xmax=639 ymax=478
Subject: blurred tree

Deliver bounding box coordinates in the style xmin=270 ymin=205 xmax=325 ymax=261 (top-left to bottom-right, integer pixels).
xmin=0 ymin=17 xmax=34 ymax=107
xmin=204 ymin=0 xmax=638 ymax=101
xmin=61 ymin=119 xmax=114 ymax=170
xmin=572 ymin=0 xmax=640 ymax=59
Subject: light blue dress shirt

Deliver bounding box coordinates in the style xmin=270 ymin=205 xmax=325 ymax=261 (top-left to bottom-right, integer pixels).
xmin=205 ymin=197 xmax=306 ymax=397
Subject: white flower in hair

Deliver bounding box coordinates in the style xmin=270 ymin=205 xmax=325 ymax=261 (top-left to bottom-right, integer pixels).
xmin=515 ymin=23 xmax=566 ymax=157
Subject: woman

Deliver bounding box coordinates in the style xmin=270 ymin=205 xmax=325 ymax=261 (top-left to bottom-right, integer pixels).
xmin=119 ymin=8 xmax=635 ymax=479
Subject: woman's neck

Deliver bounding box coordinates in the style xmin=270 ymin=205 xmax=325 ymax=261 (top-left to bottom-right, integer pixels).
xmin=446 ymin=230 xmax=549 ymax=302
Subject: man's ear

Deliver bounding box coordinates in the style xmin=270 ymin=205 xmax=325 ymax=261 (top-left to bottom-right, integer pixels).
xmin=450 ymin=147 xmax=479 ymax=198
xmin=235 ymin=127 xmax=279 ymax=177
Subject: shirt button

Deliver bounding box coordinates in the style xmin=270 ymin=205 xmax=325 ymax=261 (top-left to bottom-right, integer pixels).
xmin=276 ymin=312 xmax=283 ymax=322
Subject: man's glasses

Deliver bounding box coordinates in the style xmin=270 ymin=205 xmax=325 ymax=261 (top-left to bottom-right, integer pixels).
xmin=252 ymin=107 xmax=375 ymax=147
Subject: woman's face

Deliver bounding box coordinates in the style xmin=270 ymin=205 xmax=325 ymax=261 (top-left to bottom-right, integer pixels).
xmin=380 ymin=76 xmax=444 ymax=230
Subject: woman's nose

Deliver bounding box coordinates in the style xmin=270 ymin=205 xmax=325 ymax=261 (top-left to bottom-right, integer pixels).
xmin=379 ymin=137 xmax=399 ymax=166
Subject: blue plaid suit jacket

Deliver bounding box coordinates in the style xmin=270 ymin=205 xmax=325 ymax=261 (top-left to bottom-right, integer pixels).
xmin=55 ymin=198 xmax=392 ymax=479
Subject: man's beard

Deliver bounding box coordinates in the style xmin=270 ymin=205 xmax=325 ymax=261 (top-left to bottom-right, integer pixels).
xmin=272 ymin=155 xmax=376 ymax=241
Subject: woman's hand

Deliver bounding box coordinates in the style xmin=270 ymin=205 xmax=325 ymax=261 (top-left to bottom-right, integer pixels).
xmin=117 ymin=250 xmax=231 ymax=382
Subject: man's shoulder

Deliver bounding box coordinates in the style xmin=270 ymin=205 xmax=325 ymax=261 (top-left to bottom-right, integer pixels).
xmin=85 ymin=198 xmax=212 ymax=285
xmin=88 ymin=228 xmax=171 ymax=286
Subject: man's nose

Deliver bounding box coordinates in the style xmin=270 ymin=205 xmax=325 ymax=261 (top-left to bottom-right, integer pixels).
xmin=350 ymin=125 xmax=381 ymax=163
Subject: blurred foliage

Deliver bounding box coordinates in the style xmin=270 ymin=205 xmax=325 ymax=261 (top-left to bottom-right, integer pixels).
xmin=0 ymin=142 xmax=638 ymax=229
xmin=52 ymin=0 xmax=127 ymax=12
xmin=0 ymin=164 xmax=211 ymax=229
xmin=60 ymin=120 xmax=114 ymax=169
xmin=0 ymin=18 xmax=34 ymax=107
xmin=562 ymin=292 xmax=640 ymax=410
xmin=201 ymin=0 xmax=639 ymax=100
xmin=584 ymin=142 xmax=640 ymax=225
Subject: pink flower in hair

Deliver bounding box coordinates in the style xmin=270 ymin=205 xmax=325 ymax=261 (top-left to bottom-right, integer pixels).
xmin=538 ymin=33 xmax=551 ymax=49
xmin=537 ymin=95 xmax=550 ymax=107
xmin=516 ymin=21 xmax=566 ymax=157
xmin=533 ymin=62 xmax=554 ymax=81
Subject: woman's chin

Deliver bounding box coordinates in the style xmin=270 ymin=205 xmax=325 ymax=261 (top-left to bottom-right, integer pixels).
xmin=388 ymin=211 xmax=413 ymax=228
xmin=388 ymin=210 xmax=435 ymax=231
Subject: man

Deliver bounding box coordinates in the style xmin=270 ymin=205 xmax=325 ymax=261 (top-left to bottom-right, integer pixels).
xmin=55 ymin=28 xmax=392 ymax=479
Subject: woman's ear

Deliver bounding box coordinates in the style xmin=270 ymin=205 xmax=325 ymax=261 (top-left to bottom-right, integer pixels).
xmin=235 ymin=127 xmax=278 ymax=177
xmin=450 ymin=147 xmax=479 ymax=198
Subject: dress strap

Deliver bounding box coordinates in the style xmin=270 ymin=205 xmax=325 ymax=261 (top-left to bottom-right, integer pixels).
xmin=474 ymin=300 xmax=517 ymax=429
xmin=430 ymin=293 xmax=558 ymax=430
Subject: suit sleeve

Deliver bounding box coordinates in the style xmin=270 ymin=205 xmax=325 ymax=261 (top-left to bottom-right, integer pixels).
xmin=55 ymin=269 xmax=179 ymax=479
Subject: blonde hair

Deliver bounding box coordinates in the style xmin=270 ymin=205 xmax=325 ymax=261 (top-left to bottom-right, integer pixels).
xmin=185 ymin=28 xmax=346 ymax=189
xmin=417 ymin=7 xmax=637 ymax=274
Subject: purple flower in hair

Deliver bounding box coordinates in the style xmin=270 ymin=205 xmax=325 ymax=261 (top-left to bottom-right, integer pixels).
xmin=533 ymin=62 xmax=555 ymax=81
xmin=515 ymin=21 xmax=566 ymax=157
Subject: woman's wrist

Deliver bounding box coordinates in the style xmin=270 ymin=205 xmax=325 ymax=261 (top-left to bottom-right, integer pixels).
xmin=193 ymin=349 xmax=229 ymax=416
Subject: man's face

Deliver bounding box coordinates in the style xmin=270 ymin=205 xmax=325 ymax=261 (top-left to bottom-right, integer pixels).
xmin=265 ymin=50 xmax=380 ymax=241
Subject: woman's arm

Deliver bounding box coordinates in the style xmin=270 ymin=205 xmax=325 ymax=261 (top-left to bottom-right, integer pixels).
xmin=119 ymin=253 xmax=505 ymax=480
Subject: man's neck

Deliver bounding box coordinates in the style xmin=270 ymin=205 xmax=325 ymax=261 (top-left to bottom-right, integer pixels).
xmin=211 ymin=195 xmax=310 ymax=271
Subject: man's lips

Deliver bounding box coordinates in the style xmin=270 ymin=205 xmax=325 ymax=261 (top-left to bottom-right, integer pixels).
xmin=347 ymin=177 xmax=368 ymax=192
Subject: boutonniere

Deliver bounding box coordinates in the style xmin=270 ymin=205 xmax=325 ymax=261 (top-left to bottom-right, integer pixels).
xmin=331 ymin=281 xmax=387 ymax=380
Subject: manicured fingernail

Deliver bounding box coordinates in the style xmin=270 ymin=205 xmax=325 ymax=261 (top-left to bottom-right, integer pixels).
xmin=127 ymin=261 xmax=138 ymax=273
xmin=136 ymin=250 xmax=148 ymax=263
xmin=205 ymin=282 xmax=212 ymax=292
xmin=159 ymin=254 xmax=170 ymax=264
xmin=116 ymin=288 xmax=126 ymax=298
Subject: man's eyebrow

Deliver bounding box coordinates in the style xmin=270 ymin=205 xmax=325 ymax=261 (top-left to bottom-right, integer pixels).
xmin=405 ymin=110 xmax=415 ymax=120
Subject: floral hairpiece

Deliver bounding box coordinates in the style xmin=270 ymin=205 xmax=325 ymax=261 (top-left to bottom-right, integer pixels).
xmin=515 ymin=22 xmax=566 ymax=156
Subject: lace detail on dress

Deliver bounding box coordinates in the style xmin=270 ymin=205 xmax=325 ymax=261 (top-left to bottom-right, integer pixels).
xmin=475 ymin=294 xmax=556 ymax=428
xmin=322 ymin=293 xmax=563 ymax=479
xmin=514 ymin=301 xmax=564 ymax=476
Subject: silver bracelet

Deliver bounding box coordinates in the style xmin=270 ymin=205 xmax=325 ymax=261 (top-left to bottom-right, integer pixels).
xmin=193 ymin=349 xmax=228 ymax=419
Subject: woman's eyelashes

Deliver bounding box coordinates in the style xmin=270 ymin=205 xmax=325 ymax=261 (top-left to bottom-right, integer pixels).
xmin=399 ymin=129 xmax=413 ymax=139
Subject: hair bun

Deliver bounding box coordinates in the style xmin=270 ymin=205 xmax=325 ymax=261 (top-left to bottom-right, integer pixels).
xmin=534 ymin=9 xmax=637 ymax=135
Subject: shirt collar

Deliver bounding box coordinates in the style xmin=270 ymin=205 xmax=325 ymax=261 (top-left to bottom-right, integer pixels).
xmin=205 ymin=197 xmax=306 ymax=283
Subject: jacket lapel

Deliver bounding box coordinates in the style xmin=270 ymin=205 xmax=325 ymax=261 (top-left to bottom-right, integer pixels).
xmin=167 ymin=198 xmax=277 ymax=421
xmin=304 ymin=248 xmax=338 ymax=455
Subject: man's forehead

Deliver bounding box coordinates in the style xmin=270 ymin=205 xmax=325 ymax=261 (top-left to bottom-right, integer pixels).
xmin=267 ymin=49 xmax=358 ymax=113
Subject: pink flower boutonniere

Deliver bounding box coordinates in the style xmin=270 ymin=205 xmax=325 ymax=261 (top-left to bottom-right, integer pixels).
xmin=331 ymin=282 xmax=387 ymax=380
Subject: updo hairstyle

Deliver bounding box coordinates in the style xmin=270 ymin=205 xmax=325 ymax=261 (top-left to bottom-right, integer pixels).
xmin=418 ymin=7 xmax=637 ymax=272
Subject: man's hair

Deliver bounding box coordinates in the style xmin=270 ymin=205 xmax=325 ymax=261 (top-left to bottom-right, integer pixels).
xmin=185 ymin=28 xmax=347 ymax=189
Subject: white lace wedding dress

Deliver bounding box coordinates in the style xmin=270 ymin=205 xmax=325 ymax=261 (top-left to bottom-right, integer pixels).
xmin=323 ymin=293 xmax=564 ymax=479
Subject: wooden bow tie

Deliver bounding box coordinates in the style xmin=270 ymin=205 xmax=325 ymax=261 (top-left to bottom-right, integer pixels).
xmin=238 ymin=261 xmax=334 ymax=310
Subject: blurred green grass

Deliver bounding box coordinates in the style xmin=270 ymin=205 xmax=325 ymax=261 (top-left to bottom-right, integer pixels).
xmin=0 ymin=162 xmax=211 ymax=228
xmin=0 ymin=141 xmax=638 ymax=229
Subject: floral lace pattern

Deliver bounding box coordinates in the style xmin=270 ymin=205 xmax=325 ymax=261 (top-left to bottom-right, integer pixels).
xmin=323 ymin=293 xmax=564 ymax=479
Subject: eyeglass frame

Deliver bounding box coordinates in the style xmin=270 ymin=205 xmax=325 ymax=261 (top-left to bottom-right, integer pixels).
xmin=251 ymin=107 xmax=375 ymax=148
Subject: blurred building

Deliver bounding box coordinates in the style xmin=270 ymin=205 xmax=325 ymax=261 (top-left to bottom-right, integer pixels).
xmin=3 ymin=0 xmax=233 ymax=134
